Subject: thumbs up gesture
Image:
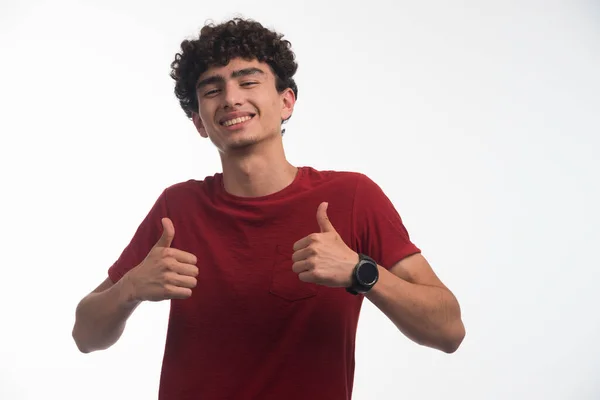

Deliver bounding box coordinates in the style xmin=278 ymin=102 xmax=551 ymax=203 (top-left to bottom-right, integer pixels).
xmin=291 ymin=202 xmax=359 ymax=287
xmin=124 ymin=218 xmax=199 ymax=302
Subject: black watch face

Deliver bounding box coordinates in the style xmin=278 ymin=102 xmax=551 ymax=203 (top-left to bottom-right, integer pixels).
xmin=357 ymin=262 xmax=378 ymax=285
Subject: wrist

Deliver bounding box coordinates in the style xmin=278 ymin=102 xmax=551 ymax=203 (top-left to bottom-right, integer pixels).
xmin=344 ymin=252 xmax=360 ymax=287
xmin=119 ymin=273 xmax=141 ymax=305
xmin=346 ymin=254 xmax=379 ymax=295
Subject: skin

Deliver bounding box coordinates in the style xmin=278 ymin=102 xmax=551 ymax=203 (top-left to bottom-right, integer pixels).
xmin=293 ymin=202 xmax=465 ymax=353
xmin=192 ymin=57 xmax=298 ymax=198
xmin=72 ymin=56 xmax=465 ymax=355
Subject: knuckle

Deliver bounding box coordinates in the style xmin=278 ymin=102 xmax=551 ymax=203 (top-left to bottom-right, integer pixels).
xmin=160 ymin=259 xmax=173 ymax=272
xmin=164 ymin=272 xmax=178 ymax=285
xmin=311 ymin=268 xmax=323 ymax=280
xmin=172 ymin=287 xmax=188 ymax=299
xmin=163 ymin=285 xmax=174 ymax=297
xmin=161 ymin=247 xmax=172 ymax=259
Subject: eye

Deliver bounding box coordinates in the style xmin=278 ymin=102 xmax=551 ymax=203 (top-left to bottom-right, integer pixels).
xmin=203 ymin=89 xmax=220 ymax=97
xmin=240 ymin=81 xmax=258 ymax=87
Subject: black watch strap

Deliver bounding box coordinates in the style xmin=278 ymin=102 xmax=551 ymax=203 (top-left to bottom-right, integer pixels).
xmin=346 ymin=254 xmax=379 ymax=295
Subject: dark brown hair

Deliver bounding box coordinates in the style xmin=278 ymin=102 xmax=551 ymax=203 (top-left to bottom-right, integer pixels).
xmin=170 ymin=18 xmax=299 ymax=128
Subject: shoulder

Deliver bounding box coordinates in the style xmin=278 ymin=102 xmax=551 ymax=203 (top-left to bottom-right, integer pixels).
xmin=160 ymin=172 xmax=222 ymax=202
xmin=301 ymin=166 xmax=385 ymax=195
xmin=301 ymin=166 xmax=369 ymax=187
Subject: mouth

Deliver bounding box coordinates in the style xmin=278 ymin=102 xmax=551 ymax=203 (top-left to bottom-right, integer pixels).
xmin=219 ymin=114 xmax=256 ymax=128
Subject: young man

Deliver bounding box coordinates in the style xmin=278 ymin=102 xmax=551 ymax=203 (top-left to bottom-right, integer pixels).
xmin=72 ymin=18 xmax=465 ymax=400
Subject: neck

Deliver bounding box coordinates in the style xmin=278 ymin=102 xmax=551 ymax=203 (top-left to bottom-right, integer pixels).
xmin=219 ymin=138 xmax=298 ymax=198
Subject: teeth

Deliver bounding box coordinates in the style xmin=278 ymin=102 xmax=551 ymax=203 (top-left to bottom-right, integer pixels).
xmin=223 ymin=116 xmax=252 ymax=127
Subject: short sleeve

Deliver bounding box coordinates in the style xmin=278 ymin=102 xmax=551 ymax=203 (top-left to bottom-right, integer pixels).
xmin=352 ymin=174 xmax=420 ymax=269
xmin=107 ymin=189 xmax=169 ymax=283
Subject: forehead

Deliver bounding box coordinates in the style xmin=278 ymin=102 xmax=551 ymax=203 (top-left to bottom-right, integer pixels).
xmin=197 ymin=58 xmax=274 ymax=83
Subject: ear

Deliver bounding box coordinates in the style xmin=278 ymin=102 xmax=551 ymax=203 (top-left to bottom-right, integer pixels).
xmin=192 ymin=112 xmax=208 ymax=138
xmin=280 ymin=88 xmax=296 ymax=122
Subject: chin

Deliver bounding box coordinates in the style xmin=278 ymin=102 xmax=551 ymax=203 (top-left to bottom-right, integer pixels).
xmin=223 ymin=137 xmax=261 ymax=152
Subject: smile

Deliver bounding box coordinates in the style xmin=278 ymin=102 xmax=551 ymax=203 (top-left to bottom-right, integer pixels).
xmin=221 ymin=115 xmax=255 ymax=127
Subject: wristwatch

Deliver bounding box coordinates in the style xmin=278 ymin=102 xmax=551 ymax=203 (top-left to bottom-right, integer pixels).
xmin=346 ymin=254 xmax=379 ymax=295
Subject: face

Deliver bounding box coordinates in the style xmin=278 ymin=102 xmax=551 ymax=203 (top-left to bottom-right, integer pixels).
xmin=192 ymin=58 xmax=295 ymax=153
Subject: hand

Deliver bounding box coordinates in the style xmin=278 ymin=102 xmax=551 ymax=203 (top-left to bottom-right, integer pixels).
xmin=291 ymin=202 xmax=359 ymax=287
xmin=124 ymin=218 xmax=199 ymax=302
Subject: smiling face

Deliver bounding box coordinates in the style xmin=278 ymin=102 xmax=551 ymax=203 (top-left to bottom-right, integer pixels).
xmin=192 ymin=58 xmax=295 ymax=153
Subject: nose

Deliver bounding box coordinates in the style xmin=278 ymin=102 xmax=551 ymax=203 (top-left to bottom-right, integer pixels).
xmin=222 ymin=81 xmax=244 ymax=109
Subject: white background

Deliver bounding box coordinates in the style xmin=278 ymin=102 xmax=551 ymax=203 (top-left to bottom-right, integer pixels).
xmin=1 ymin=0 xmax=599 ymax=399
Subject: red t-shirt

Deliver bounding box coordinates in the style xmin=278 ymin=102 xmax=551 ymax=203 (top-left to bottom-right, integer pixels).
xmin=108 ymin=166 xmax=420 ymax=400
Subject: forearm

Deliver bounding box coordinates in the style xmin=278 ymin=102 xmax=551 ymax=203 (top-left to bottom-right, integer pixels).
xmin=366 ymin=266 xmax=465 ymax=353
xmin=72 ymin=276 xmax=141 ymax=353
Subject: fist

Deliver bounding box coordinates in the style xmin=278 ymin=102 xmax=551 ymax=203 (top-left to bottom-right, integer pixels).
xmin=292 ymin=202 xmax=358 ymax=287
xmin=125 ymin=218 xmax=199 ymax=302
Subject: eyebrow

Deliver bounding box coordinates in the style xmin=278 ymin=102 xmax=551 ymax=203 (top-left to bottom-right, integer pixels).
xmin=196 ymin=67 xmax=265 ymax=89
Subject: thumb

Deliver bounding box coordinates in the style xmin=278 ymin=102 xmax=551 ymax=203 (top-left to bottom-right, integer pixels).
xmin=316 ymin=202 xmax=335 ymax=233
xmin=155 ymin=217 xmax=175 ymax=248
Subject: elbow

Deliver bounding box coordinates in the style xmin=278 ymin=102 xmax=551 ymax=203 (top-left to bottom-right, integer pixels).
xmin=72 ymin=307 xmax=90 ymax=354
xmin=76 ymin=344 xmax=92 ymax=354
xmin=72 ymin=325 xmax=91 ymax=354
xmin=441 ymin=320 xmax=466 ymax=354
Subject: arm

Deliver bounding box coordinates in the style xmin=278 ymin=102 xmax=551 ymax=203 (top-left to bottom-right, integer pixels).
xmin=72 ymin=217 xmax=198 ymax=353
xmin=365 ymin=253 xmax=465 ymax=353
xmin=291 ymin=200 xmax=465 ymax=353
xmin=72 ymin=276 xmax=140 ymax=353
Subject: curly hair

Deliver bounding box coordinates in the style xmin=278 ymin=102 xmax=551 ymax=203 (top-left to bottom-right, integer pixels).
xmin=170 ymin=18 xmax=299 ymax=127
